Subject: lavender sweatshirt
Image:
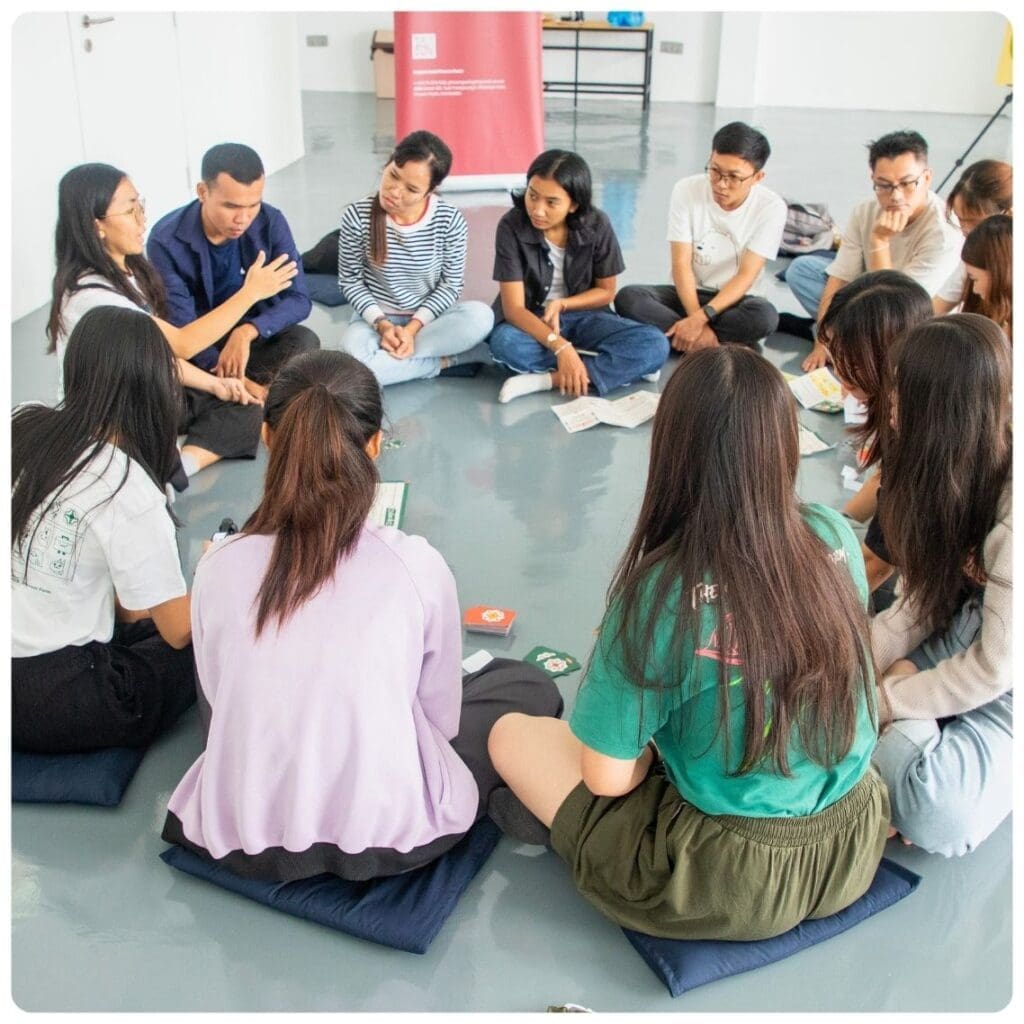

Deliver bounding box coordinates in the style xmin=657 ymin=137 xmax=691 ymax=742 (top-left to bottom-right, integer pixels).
xmin=167 ymin=525 xmax=478 ymax=859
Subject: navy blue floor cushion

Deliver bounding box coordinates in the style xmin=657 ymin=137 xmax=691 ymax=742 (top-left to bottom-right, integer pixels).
xmin=12 ymin=747 xmax=146 ymax=807
xmin=160 ymin=817 xmax=502 ymax=954
xmin=624 ymin=858 xmax=921 ymax=997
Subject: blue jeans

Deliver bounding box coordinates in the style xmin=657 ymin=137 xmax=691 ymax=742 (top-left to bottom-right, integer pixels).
xmin=488 ymin=310 xmax=668 ymax=396
xmin=872 ymin=597 xmax=1012 ymax=857
xmin=340 ymin=301 xmax=494 ymax=386
xmin=785 ymin=251 xmax=837 ymax=317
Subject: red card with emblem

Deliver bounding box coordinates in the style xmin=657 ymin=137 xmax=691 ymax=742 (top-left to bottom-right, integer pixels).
xmin=463 ymin=605 xmax=517 ymax=636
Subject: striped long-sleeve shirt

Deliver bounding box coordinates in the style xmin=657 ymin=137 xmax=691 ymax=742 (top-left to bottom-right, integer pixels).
xmin=338 ymin=194 xmax=468 ymax=327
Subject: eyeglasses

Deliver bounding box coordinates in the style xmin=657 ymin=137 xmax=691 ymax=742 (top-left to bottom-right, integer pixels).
xmin=101 ymin=197 xmax=146 ymax=222
xmin=871 ymin=177 xmax=925 ymax=197
xmin=705 ymin=165 xmax=757 ymax=188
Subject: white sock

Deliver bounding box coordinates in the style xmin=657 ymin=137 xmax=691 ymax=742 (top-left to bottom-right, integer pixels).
xmin=641 ymin=370 xmax=661 ymax=383
xmin=498 ymin=372 xmax=553 ymax=404
xmin=179 ymin=450 xmax=202 ymax=477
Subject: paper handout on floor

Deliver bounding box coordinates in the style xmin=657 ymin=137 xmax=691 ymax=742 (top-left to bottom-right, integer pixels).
xmin=552 ymin=391 xmax=660 ymax=433
xmin=785 ymin=368 xmax=844 ymax=413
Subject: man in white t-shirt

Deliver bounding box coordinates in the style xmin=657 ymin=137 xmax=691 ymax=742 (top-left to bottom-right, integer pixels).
xmin=615 ymin=122 xmax=787 ymax=353
xmin=787 ymin=130 xmax=962 ymax=370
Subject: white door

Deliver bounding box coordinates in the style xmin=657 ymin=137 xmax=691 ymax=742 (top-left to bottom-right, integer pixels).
xmin=67 ymin=12 xmax=193 ymax=224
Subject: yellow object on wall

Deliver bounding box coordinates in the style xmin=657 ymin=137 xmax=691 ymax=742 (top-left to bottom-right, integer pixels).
xmin=996 ymin=24 xmax=1012 ymax=86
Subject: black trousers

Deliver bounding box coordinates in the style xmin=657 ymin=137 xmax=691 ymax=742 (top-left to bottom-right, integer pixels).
xmin=164 ymin=657 xmax=564 ymax=882
xmin=615 ymin=284 xmax=779 ymax=347
xmin=12 ymin=620 xmax=197 ymax=754
xmin=241 ymin=324 xmax=321 ymax=385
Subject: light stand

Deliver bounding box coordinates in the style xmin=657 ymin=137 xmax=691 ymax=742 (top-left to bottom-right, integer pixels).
xmin=936 ymin=91 xmax=1013 ymax=194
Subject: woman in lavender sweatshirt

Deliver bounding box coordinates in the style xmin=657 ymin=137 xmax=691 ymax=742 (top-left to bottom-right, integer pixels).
xmin=162 ymin=351 xmax=560 ymax=880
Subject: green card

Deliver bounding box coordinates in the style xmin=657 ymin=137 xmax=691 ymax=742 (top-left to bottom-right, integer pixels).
xmin=525 ymin=645 xmax=581 ymax=678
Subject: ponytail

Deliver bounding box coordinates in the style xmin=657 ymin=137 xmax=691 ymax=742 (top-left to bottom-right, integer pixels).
xmin=369 ymin=194 xmax=388 ymax=267
xmin=243 ymin=351 xmax=383 ymax=636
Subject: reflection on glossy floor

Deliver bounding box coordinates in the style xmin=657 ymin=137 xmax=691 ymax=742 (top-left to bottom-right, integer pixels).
xmin=10 ymin=93 xmax=1012 ymax=1012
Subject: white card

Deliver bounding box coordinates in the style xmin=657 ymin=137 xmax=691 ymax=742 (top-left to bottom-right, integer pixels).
xmin=462 ymin=649 xmax=494 ymax=673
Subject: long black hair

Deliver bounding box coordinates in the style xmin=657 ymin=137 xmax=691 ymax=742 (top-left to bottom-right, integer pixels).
xmin=878 ymin=314 xmax=1012 ymax=634
xmin=607 ymin=346 xmax=872 ymax=775
xmin=819 ymin=270 xmax=933 ymax=469
xmin=369 ymin=131 xmax=453 ymax=266
xmin=244 ymin=351 xmax=383 ymax=637
xmin=46 ymin=163 xmax=168 ymax=351
xmin=511 ymin=149 xmax=593 ymax=231
xmin=14 ymin=307 xmax=183 ymax=567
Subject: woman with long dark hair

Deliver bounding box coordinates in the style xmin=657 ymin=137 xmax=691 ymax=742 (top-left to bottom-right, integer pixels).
xmin=489 ymin=149 xmax=668 ymax=403
xmin=488 ymin=346 xmax=886 ymax=941
xmin=48 ymin=162 xmax=296 ymax=476
xmin=12 ymin=307 xmax=196 ymax=752
xmin=959 ymin=215 xmax=1012 ymax=343
xmin=871 ymin=314 xmax=1012 ymax=857
xmin=338 ymin=131 xmax=495 ymax=385
xmin=933 ymin=159 xmax=1012 ymax=315
xmin=162 ymin=351 xmax=560 ymax=881
xmin=818 ymin=270 xmax=933 ymax=592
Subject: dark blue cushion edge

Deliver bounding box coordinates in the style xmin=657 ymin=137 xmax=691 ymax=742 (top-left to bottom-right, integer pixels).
xmin=624 ymin=856 xmax=922 ymax=997
xmin=160 ymin=817 xmax=502 ymax=954
xmin=12 ymin=747 xmax=146 ymax=807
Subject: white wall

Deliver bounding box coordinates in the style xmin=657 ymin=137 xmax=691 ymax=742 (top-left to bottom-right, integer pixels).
xmin=295 ymin=10 xmax=1012 ymax=117
xmin=11 ymin=12 xmax=306 ymax=320
xmin=11 ymin=14 xmax=86 ymax=321
xmin=297 ymin=11 xmax=391 ymax=93
xmin=754 ymin=12 xmax=1010 ymax=115
xmin=175 ymin=13 xmax=305 ymax=181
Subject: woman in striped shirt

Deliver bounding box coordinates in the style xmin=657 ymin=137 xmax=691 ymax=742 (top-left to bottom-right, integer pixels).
xmin=338 ymin=131 xmax=494 ymax=386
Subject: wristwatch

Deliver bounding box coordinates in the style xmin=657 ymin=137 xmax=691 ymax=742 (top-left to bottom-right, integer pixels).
xmin=545 ymin=331 xmax=558 ymax=346
xmin=700 ymin=303 xmax=719 ymax=322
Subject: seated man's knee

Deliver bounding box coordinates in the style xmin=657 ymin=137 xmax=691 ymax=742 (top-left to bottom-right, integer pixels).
xmin=614 ymin=284 xmax=645 ymax=318
xmin=292 ymin=325 xmax=321 ymax=353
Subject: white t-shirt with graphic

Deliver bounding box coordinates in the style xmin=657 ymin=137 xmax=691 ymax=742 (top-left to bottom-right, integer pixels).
xmin=667 ymin=174 xmax=787 ymax=294
xmin=55 ymin=275 xmax=145 ymax=403
xmin=12 ymin=443 xmax=186 ymax=658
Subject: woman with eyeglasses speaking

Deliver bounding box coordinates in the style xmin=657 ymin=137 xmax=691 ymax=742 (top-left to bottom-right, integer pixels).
xmin=46 ymin=163 xmax=297 ymax=482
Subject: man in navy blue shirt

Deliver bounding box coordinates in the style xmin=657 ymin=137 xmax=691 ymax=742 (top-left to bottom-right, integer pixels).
xmin=149 ymin=143 xmax=319 ymax=399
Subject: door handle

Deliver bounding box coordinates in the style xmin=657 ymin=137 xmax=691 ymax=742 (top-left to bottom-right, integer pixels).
xmin=81 ymin=15 xmax=115 ymax=28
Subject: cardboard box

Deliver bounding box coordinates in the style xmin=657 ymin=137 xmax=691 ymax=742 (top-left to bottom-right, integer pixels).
xmin=371 ymin=29 xmax=395 ymax=99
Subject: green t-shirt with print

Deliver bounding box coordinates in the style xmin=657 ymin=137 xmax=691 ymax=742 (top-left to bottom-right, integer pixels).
xmin=569 ymin=503 xmax=877 ymax=818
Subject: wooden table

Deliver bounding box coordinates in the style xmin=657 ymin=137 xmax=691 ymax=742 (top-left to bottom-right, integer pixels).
xmin=541 ymin=18 xmax=655 ymax=110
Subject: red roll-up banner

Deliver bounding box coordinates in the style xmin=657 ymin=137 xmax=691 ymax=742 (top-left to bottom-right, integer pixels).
xmin=394 ymin=11 xmax=545 ymax=190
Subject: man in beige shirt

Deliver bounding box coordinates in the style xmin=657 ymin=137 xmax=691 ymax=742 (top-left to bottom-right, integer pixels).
xmin=786 ymin=130 xmax=962 ymax=369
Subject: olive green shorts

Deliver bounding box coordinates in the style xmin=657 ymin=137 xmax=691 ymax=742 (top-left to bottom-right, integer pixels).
xmin=550 ymin=766 xmax=890 ymax=941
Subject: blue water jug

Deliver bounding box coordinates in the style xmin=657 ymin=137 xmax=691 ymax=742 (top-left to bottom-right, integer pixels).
xmin=607 ymin=11 xmax=644 ymax=27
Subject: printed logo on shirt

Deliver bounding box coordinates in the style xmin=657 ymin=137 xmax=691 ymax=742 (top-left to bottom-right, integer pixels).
xmin=693 ymin=229 xmax=739 ymax=271
xmin=12 ymin=500 xmax=84 ymax=583
xmin=695 ymin=612 xmax=743 ymax=666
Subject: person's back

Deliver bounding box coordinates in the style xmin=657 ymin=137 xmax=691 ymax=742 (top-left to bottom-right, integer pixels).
xmin=489 ymin=346 xmax=888 ymax=942
xmin=167 ymin=523 xmax=478 ymax=866
xmin=163 ymin=350 xmax=561 ymax=881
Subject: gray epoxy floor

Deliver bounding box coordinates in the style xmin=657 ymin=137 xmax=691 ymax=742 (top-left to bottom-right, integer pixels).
xmin=10 ymin=92 xmax=1012 ymax=1012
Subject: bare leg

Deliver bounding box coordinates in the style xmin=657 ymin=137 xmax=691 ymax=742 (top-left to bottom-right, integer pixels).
xmin=488 ymin=714 xmax=584 ymax=827
xmin=180 ymin=444 xmax=221 ymax=472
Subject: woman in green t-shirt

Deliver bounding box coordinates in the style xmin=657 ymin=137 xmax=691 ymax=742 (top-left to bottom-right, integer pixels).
xmin=489 ymin=345 xmax=889 ymax=941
